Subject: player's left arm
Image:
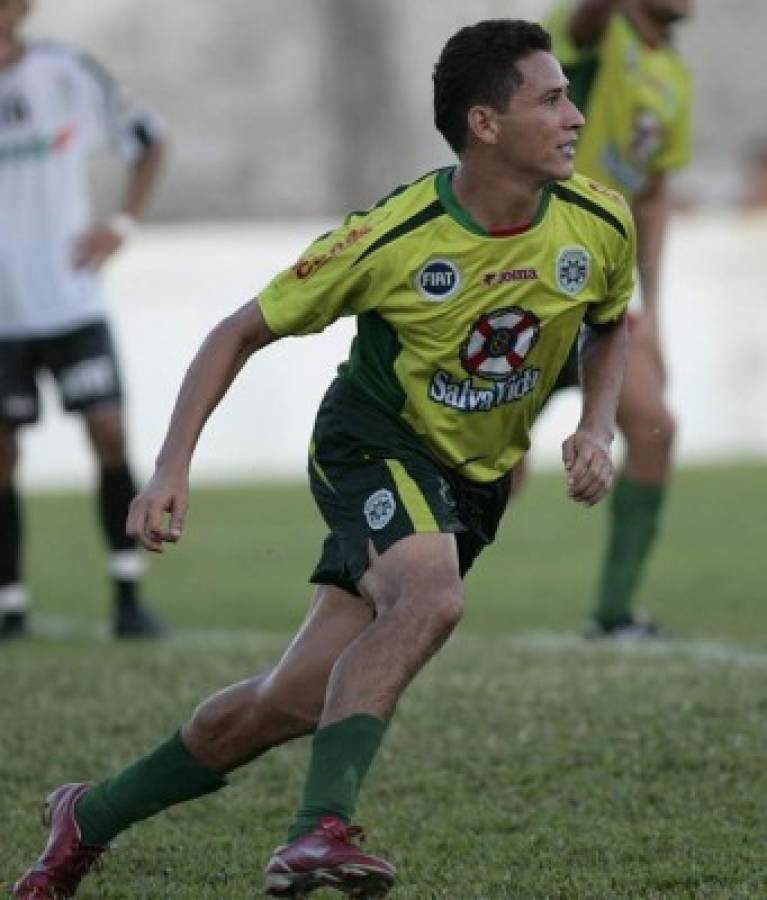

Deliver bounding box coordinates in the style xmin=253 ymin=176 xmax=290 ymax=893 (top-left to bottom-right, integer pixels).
xmin=73 ymin=54 xmax=166 ymax=269
xmin=630 ymin=171 xmax=672 ymax=379
xmin=74 ymin=131 xmax=165 ymax=270
xmin=563 ymin=317 xmax=628 ymax=506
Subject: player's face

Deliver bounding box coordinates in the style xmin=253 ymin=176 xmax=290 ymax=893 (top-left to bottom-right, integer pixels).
xmin=0 ymin=0 xmax=28 ymax=40
xmin=494 ymin=52 xmax=585 ymax=184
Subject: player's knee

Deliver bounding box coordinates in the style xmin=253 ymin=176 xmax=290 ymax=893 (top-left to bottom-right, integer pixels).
xmin=187 ymin=675 xmax=269 ymax=745
xmin=258 ymin=674 xmax=324 ymax=730
xmin=625 ymin=405 xmax=675 ymax=457
xmin=657 ymin=408 xmax=676 ymax=451
xmin=414 ymin=585 xmax=465 ymax=639
xmin=649 ymin=407 xmax=675 ymax=459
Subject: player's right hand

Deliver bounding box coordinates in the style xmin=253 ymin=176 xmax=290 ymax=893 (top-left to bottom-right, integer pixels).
xmin=126 ymin=468 xmax=189 ymax=553
xmin=562 ymin=428 xmax=614 ymax=507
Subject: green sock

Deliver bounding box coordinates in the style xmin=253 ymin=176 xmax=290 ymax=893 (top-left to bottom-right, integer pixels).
xmin=593 ymin=476 xmax=665 ymax=627
xmin=287 ymin=714 xmax=388 ymax=842
xmin=74 ymin=730 xmax=226 ymax=846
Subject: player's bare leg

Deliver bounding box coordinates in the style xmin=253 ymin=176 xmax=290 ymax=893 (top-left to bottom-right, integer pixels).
xmin=267 ymin=532 xmax=463 ymax=897
xmin=183 ymin=584 xmax=374 ymax=770
xmin=590 ymin=341 xmax=675 ymax=635
xmin=83 ymin=402 xmax=165 ymax=637
xmin=323 ymin=532 xmax=463 ymax=725
xmin=0 ymin=423 xmax=26 ymax=638
xmin=617 ymin=344 xmax=675 ymax=484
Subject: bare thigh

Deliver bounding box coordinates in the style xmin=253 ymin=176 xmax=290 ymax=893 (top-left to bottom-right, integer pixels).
xmin=318 ymin=532 xmax=465 ymax=727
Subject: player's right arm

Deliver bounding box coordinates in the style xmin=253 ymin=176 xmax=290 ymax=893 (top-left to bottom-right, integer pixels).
xmin=566 ymin=0 xmax=619 ymax=47
xmin=127 ymin=300 xmax=277 ymax=552
xmin=128 ymin=211 xmax=381 ymax=552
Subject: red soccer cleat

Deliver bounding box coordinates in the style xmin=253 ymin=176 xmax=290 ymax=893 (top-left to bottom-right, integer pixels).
xmin=12 ymin=783 xmax=105 ymax=899
xmin=264 ymin=816 xmax=396 ymax=898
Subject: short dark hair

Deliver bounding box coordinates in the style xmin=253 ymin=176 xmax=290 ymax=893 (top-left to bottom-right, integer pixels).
xmin=433 ymin=19 xmax=552 ymax=154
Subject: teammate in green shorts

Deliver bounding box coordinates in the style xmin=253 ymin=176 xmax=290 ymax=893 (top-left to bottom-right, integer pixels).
xmin=544 ymin=0 xmax=693 ymax=637
xmin=13 ymin=19 xmax=634 ymax=899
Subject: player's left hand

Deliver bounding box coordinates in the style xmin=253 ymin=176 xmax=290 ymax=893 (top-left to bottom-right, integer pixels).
xmin=562 ymin=428 xmax=614 ymax=506
xmin=73 ymin=225 xmax=124 ymax=270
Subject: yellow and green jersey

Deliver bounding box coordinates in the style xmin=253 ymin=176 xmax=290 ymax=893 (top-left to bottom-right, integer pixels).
xmin=259 ymin=167 xmax=635 ymax=483
xmin=547 ymin=2 xmax=692 ymax=198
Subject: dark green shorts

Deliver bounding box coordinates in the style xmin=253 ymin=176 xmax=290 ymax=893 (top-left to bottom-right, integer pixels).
xmin=308 ymin=377 xmax=511 ymax=596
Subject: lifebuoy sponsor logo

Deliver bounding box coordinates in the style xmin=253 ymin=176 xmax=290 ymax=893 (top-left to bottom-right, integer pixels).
xmin=293 ymin=225 xmax=372 ymax=280
xmin=461 ymin=307 xmax=540 ymax=381
xmin=428 ymin=305 xmax=542 ymax=412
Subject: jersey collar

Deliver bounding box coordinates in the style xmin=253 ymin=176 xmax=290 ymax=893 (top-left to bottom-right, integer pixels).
xmin=435 ymin=166 xmax=551 ymax=237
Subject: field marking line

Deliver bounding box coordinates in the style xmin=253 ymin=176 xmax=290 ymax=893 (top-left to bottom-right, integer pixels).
xmin=24 ymin=615 xmax=767 ymax=668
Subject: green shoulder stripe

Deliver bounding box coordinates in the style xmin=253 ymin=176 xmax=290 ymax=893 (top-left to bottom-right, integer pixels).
xmin=353 ymin=199 xmax=445 ymax=267
xmin=344 ymin=169 xmax=438 ymax=225
xmin=550 ymin=182 xmax=627 ymax=240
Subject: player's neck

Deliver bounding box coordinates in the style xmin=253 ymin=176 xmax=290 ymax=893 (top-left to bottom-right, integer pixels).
xmin=622 ymin=0 xmax=672 ymax=47
xmin=0 ymin=37 xmax=24 ymax=69
xmin=452 ymin=162 xmax=542 ymax=233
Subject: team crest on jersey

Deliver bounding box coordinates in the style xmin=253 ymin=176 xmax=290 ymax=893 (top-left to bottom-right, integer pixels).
xmin=556 ymin=246 xmax=591 ymax=296
xmin=364 ymin=489 xmax=396 ymax=531
xmin=415 ymin=258 xmax=462 ymax=302
xmin=461 ymin=307 xmax=540 ymax=381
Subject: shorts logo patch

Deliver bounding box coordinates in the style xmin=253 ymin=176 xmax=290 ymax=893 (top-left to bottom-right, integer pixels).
xmin=415 ymin=258 xmax=461 ymax=302
xmin=556 ymin=246 xmax=591 ymax=296
xmin=364 ymin=489 xmax=396 ymax=531
xmin=60 ymin=356 xmax=117 ymax=402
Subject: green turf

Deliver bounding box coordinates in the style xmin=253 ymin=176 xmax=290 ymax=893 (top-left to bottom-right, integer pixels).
xmin=1 ymin=463 xmax=766 ymax=898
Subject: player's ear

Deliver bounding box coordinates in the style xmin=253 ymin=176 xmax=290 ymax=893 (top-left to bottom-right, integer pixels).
xmin=467 ymin=105 xmax=501 ymax=146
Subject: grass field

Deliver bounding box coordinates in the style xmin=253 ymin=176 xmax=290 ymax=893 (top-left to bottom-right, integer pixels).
xmin=1 ymin=463 xmax=766 ymax=898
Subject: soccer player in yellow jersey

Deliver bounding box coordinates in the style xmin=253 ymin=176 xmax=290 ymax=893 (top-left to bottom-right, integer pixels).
xmin=545 ymin=0 xmax=693 ymax=637
xmin=13 ymin=20 xmax=634 ymax=899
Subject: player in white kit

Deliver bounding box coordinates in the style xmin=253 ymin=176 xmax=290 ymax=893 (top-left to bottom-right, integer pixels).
xmin=0 ymin=0 xmax=166 ymax=638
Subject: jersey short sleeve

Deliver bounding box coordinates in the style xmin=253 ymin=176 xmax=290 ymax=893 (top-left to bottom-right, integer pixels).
xmin=71 ymin=52 xmax=163 ymax=162
xmin=585 ymin=196 xmax=636 ymax=326
xmin=647 ymin=72 xmax=692 ymax=175
xmin=258 ymin=218 xmax=385 ymax=337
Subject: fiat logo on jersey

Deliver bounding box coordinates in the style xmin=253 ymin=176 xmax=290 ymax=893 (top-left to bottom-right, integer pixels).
xmin=461 ymin=307 xmax=541 ymax=381
xmin=415 ymin=258 xmax=462 ymax=302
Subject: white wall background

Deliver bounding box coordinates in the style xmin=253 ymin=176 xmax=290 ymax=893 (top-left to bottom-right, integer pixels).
xmin=18 ymin=214 xmax=767 ymax=491
xmin=25 ymin=0 xmax=767 ymax=216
